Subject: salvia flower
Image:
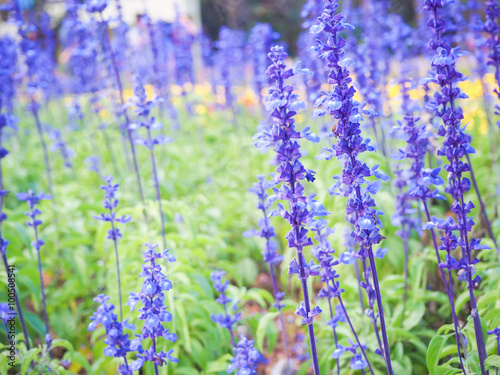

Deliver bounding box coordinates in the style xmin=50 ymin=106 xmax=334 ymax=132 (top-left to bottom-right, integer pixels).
xmin=127 ymin=243 xmax=178 ymax=372
xmin=258 ymin=44 xmax=321 ymax=373
xmin=210 ymin=270 xmax=240 ymax=347
xmin=18 ymin=190 xmax=52 ymax=346
xmin=311 ymin=1 xmax=393 ymax=372
xmin=424 ymin=1 xmax=489 ymax=371
xmin=308 ymin=196 xmax=373 ymax=374
xmin=227 ymin=335 xmax=262 ymax=375
xmin=88 ymin=294 xmax=137 ymax=374
xmin=93 ymin=176 xmax=131 ymax=321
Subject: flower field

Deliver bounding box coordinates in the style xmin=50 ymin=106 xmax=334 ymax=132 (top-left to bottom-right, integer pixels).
xmin=1 ymin=0 xmax=500 ymax=374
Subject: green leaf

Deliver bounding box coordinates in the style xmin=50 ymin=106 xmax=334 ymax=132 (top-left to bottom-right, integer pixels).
xmin=486 ymin=355 xmax=500 ymax=369
xmin=426 ymin=334 xmax=452 ymax=375
xmin=256 ymin=312 xmax=279 ymax=352
xmin=21 ymin=348 xmax=41 ymax=375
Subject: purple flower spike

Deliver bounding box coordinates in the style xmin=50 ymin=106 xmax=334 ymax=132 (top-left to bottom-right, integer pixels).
xmin=210 ymin=270 xmax=240 ymax=347
xmin=88 ymin=294 xmax=134 ymax=374
xmin=256 ymin=44 xmax=321 ymax=374
xmin=127 ymin=243 xmax=177 ymax=373
xmin=18 ymin=190 xmax=51 ymax=347
xmin=227 ymin=335 xmax=262 ymax=375
xmin=312 ymin=1 xmax=393 ymax=373
xmin=425 ymin=1 xmax=489 ymax=372
xmin=94 ymin=175 xmax=131 ymax=321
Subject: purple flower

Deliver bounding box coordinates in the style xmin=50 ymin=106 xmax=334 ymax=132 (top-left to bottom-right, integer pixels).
xmin=227 ymin=336 xmax=262 ymax=375
xmin=258 ymin=44 xmax=321 ymax=372
xmin=312 ymin=1 xmax=393 ymax=372
xmin=18 ymin=190 xmax=52 ymax=349
xmin=88 ymin=294 xmax=134 ymax=374
xmin=210 ymin=270 xmax=240 ymax=347
xmin=127 ymin=243 xmax=177 ymax=371
xmin=425 ymin=0 xmax=489 ymax=371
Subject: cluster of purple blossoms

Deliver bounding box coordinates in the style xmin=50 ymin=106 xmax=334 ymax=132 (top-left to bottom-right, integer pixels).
xmin=88 ymin=294 xmax=138 ymax=375
xmin=127 ymin=243 xmax=178 ymax=372
xmin=307 ymin=196 xmax=373 ymax=374
xmin=311 ymin=0 xmax=394 ymax=373
xmin=332 ymin=339 xmax=368 ymax=371
xmin=93 ymin=176 xmax=132 ymax=321
xmin=254 ymin=45 xmax=321 ymax=373
xmin=210 ymin=270 xmax=240 ymax=347
xmin=18 ymin=190 xmax=52 ymax=347
xmin=424 ymin=0 xmax=490 ymax=372
xmin=227 ymin=335 xmax=262 ymax=375
xmin=210 ymin=270 xmax=263 ymax=374
xmin=391 ymin=77 xmax=443 ymax=308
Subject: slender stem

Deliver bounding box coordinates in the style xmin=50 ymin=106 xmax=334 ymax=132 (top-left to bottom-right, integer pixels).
xmin=147 ymin=128 xmax=167 ymax=250
xmin=110 ymin=220 xmax=123 ymax=322
xmin=353 ymin=256 xmax=365 ymax=313
xmin=2 ymin=255 xmax=30 ymax=350
xmin=269 ymin=264 xmax=290 ymax=362
xmin=100 ymin=15 xmax=149 ymax=223
xmin=422 ymin=200 xmax=450 ymax=294
xmin=221 ymin=292 xmax=236 ymax=348
xmin=328 ymin=299 xmax=340 ymax=375
xmin=296 ymin=250 xmax=320 ymax=375
xmin=446 ymin=267 xmax=466 ymax=373
xmin=32 ymin=225 xmax=50 ymax=342
xmin=338 ymin=296 xmax=375 ymax=375
xmin=401 ymin=223 xmax=409 ymax=325
xmin=367 ymin=246 xmax=394 ymax=375
xmin=31 ymin=100 xmax=53 ymax=197
xmin=362 ymin=258 xmax=384 ymax=355
xmin=465 ymin=152 xmax=498 ymax=254
xmin=152 ymin=338 xmax=160 ymax=375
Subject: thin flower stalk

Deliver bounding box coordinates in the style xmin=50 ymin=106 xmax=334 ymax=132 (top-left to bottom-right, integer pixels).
xmin=211 ymin=270 xmax=239 ymax=347
xmin=18 ymin=190 xmax=52 ymax=348
xmin=308 ymin=197 xmax=374 ymax=375
xmin=312 ymin=1 xmax=394 ymax=372
xmin=127 ymin=243 xmax=178 ymax=373
xmin=88 ymin=294 xmax=137 ymax=374
xmin=93 ymin=176 xmax=132 ymax=322
xmin=244 ymin=176 xmax=289 ymax=360
xmin=255 ymin=45 xmax=322 ymax=373
xmin=130 ymin=81 xmax=171 ymax=250
xmin=424 ymin=1 xmax=489 ymax=372
xmin=88 ymin=4 xmax=148 ymax=221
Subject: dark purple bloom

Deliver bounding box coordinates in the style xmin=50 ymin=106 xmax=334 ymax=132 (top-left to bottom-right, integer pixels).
xmin=483 ymin=0 xmax=500 ymax=128
xmin=424 ymin=0 xmax=489 ymax=372
xmin=258 ymin=44 xmax=321 ymax=373
xmin=312 ymin=1 xmax=393 ymax=372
